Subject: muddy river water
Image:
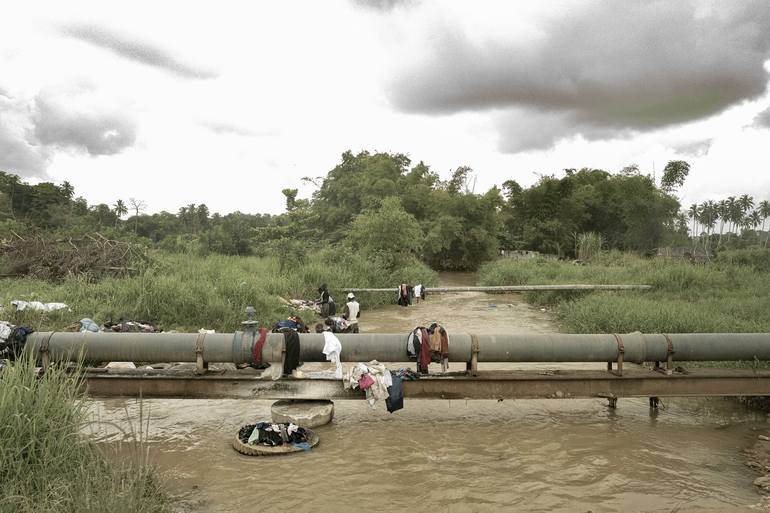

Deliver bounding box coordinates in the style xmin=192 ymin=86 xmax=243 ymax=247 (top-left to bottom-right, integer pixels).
xmin=90 ymin=273 xmax=770 ymax=512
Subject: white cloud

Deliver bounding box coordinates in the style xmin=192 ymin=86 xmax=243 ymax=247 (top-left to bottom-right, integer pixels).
xmin=0 ymin=0 xmax=769 ymax=215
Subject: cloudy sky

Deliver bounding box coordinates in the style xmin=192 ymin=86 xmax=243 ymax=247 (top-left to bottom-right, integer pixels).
xmin=1 ymin=0 xmax=769 ymax=215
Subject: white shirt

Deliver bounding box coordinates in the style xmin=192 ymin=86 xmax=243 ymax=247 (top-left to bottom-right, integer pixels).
xmin=346 ymin=300 xmax=360 ymax=324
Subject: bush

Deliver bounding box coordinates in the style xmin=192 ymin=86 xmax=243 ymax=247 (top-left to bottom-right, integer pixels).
xmin=477 ymin=260 xmax=534 ymax=286
xmin=716 ymin=248 xmax=770 ymax=273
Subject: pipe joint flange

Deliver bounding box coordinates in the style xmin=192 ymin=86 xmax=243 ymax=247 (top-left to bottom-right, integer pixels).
xmin=663 ymin=334 xmax=675 ymax=375
xmin=195 ymin=332 xmax=208 ymax=375
xmin=607 ymin=334 xmax=624 ymax=376
xmin=467 ymin=334 xmax=480 ymax=376
xmin=39 ymin=332 xmax=54 ymax=372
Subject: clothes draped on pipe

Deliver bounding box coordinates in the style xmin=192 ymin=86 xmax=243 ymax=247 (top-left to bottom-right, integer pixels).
xmin=406 ymin=324 xmax=449 ymax=373
xmin=397 ymin=284 xmax=413 ymax=307
xmin=345 ymin=361 xmax=391 ymax=408
xmin=386 ymin=374 xmax=403 ymax=413
xmin=282 ymin=330 xmax=301 ymax=376
xmin=322 ymin=331 xmax=343 ymax=379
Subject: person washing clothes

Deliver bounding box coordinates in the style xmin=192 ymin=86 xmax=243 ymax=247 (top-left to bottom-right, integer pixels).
xmin=324 ymin=316 xmax=350 ymax=333
xmin=316 ymin=284 xmax=336 ymax=317
xmin=343 ymin=293 xmax=361 ymax=333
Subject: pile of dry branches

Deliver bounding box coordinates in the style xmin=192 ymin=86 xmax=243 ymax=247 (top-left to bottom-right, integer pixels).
xmin=0 ymin=232 xmax=149 ymax=281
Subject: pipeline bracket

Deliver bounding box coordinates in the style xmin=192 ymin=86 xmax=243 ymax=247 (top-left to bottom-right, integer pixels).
xmin=467 ymin=334 xmax=480 ymax=376
xmin=607 ymin=334 xmax=625 ymax=376
xmin=195 ymin=333 xmax=208 ymax=375
xmin=654 ymin=334 xmax=675 ymax=375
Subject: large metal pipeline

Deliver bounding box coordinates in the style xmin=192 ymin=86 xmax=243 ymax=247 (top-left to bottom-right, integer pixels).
xmin=24 ymin=331 xmax=770 ymax=365
xmin=345 ymin=285 xmax=652 ymax=293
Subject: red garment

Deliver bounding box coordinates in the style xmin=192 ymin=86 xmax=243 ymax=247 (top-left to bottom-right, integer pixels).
xmin=419 ymin=328 xmax=431 ymax=372
xmin=439 ymin=328 xmax=449 ymax=358
xmin=358 ymin=373 xmax=375 ymax=390
xmin=252 ymin=328 xmax=268 ymax=364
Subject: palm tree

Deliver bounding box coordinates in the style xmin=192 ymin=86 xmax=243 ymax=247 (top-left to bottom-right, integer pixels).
xmin=716 ymin=200 xmax=727 ymax=248
xmin=758 ymin=200 xmax=770 ymax=248
xmin=113 ymin=199 xmax=128 ymax=228
xmin=748 ymin=210 xmax=762 ymax=232
xmin=739 ymin=194 xmax=755 ymax=217
xmin=725 ymin=196 xmax=738 ymax=242
xmin=701 ymin=200 xmax=717 ymax=252
xmin=688 ymin=203 xmax=699 ymax=242
xmin=61 ymin=181 xmax=74 ymax=200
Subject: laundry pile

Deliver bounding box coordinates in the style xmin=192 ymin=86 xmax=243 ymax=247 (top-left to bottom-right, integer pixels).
xmin=279 ymin=297 xmax=321 ymax=315
xmin=103 ymin=319 xmax=159 ymax=333
xmin=0 ymin=321 xmax=34 ymax=360
xmin=10 ymin=300 xmax=69 ymax=312
xmin=238 ymin=422 xmax=312 ymax=449
xmin=344 ymin=361 xmax=403 ymax=413
xmin=406 ymin=323 xmax=450 ymax=373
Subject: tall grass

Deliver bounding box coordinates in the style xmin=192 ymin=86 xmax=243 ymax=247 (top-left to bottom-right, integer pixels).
xmin=0 ymin=358 xmax=169 ymax=513
xmin=479 ymin=251 xmax=770 ymax=333
xmin=0 ymin=248 xmax=437 ymax=332
xmin=574 ymin=231 xmax=604 ymax=261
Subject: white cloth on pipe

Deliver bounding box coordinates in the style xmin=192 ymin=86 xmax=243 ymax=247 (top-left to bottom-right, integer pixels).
xmin=322 ymin=331 xmax=343 ymax=379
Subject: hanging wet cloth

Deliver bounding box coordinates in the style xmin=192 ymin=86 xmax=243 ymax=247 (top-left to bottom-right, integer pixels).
xmin=418 ymin=327 xmax=431 ymax=372
xmin=282 ymin=330 xmax=301 ymax=376
xmin=386 ymin=372 xmax=404 ymax=413
xmin=252 ymin=328 xmax=269 ymax=366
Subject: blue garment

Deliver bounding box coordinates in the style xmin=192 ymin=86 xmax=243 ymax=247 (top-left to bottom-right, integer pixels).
xmin=275 ymin=319 xmax=299 ymax=330
xmin=79 ymin=318 xmax=100 ymax=332
xmin=292 ymin=442 xmax=312 ymax=451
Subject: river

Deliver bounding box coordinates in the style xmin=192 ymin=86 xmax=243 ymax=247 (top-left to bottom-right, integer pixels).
xmin=88 ymin=273 xmax=770 ymax=513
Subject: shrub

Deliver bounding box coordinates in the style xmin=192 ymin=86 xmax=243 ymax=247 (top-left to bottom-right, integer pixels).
xmin=716 ymin=248 xmax=770 ymax=273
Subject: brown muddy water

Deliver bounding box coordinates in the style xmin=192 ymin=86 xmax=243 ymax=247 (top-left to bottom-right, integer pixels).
xmin=89 ymin=273 xmax=770 ymax=513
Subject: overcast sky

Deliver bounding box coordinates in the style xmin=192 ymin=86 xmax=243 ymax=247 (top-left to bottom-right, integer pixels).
xmin=1 ymin=0 xmax=769 ymax=215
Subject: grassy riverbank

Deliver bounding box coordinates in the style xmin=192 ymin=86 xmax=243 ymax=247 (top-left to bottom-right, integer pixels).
xmin=0 ymin=359 xmax=169 ymax=513
xmin=0 ymin=249 xmax=436 ymax=332
xmin=478 ymin=251 xmax=770 ymax=333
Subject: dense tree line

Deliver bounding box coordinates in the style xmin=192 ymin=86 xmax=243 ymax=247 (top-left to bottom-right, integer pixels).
xmin=685 ymin=195 xmax=770 ymax=251
xmin=2 ymin=153 xmax=764 ymax=271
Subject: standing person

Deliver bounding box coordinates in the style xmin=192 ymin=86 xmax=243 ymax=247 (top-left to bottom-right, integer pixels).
xmin=414 ymin=283 xmax=423 ymax=303
xmin=343 ymin=292 xmax=361 ymax=333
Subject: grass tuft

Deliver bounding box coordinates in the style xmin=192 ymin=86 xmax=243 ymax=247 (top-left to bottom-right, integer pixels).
xmin=479 ymin=254 xmax=770 ymax=333
xmin=0 ymin=358 xmax=170 ymax=513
